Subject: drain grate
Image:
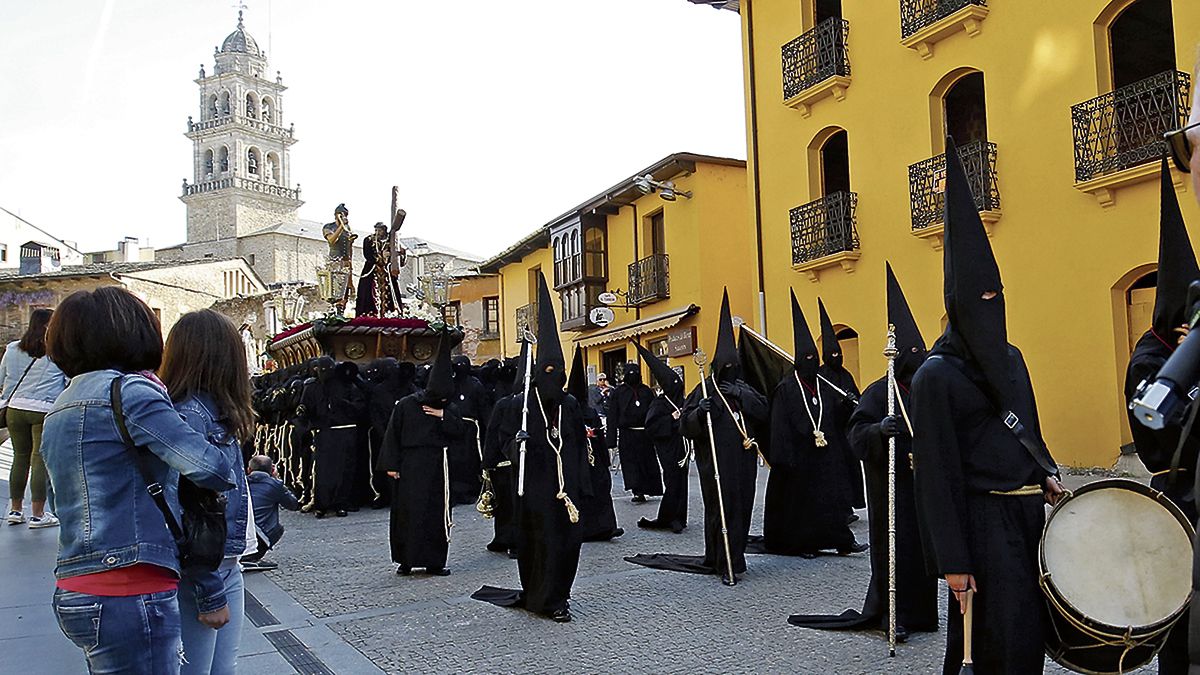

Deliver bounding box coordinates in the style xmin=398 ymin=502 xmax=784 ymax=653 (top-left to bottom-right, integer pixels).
xmin=244 ymin=590 xmax=280 ymax=627
xmin=263 ymin=630 xmax=336 ymax=675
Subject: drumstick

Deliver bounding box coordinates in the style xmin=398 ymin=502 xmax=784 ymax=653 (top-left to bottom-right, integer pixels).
xmin=960 ymin=589 xmax=975 ymax=674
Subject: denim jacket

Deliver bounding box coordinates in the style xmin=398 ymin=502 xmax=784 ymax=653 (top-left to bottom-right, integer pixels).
xmin=0 ymin=342 xmax=69 ymax=413
xmin=174 ymin=392 xmax=251 ymax=613
xmin=41 ymin=371 xmax=236 ymax=589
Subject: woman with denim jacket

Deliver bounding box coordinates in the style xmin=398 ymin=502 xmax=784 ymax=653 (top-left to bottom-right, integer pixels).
xmin=1 ymin=308 xmax=69 ymax=527
xmin=41 ymin=288 xmax=236 ymax=675
xmin=161 ymin=310 xmax=259 ymax=675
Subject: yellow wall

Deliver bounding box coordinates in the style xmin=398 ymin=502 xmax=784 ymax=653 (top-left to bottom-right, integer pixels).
xmin=741 ymin=0 xmax=1200 ymax=467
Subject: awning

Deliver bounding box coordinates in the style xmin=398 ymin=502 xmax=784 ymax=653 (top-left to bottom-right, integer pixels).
xmin=573 ymin=304 xmax=700 ymax=349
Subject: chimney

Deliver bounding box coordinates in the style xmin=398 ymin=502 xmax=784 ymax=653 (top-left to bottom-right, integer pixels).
xmin=117 ymin=237 xmax=141 ymax=263
xmin=19 ymin=241 xmax=61 ymax=275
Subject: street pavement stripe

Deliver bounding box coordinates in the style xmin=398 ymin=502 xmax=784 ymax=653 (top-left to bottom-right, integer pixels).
xmin=263 ymin=629 xmax=336 ymax=675
xmin=244 ymin=589 xmax=281 ymax=628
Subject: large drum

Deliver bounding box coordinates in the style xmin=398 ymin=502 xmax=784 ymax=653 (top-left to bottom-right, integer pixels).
xmin=1041 ymin=478 xmax=1194 ymax=674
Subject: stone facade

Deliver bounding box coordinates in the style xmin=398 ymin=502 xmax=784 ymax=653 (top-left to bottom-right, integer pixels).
xmin=448 ymin=272 xmax=501 ymax=362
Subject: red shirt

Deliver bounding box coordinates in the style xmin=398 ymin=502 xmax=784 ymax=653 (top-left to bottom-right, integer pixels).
xmin=57 ymin=564 xmax=179 ymax=597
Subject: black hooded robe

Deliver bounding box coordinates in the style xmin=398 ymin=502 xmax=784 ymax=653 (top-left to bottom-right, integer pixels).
xmin=761 ymin=374 xmax=857 ymax=555
xmin=606 ymin=382 xmax=663 ymax=497
xmin=449 ymin=367 xmax=488 ymax=506
xmin=912 ymin=337 xmax=1054 ymax=675
xmin=638 ymin=395 xmax=689 ymax=533
xmin=821 ymin=365 xmax=866 ymax=511
xmin=577 ymin=403 xmax=622 ymax=542
xmin=788 ymin=377 xmax=939 ymax=632
xmin=473 ymin=393 xmax=591 ymax=616
xmin=312 ymin=371 xmax=367 ymax=514
xmin=377 ymin=393 xmax=466 ymax=571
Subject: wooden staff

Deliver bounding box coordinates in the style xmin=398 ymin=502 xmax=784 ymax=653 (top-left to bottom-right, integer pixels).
xmin=516 ymin=328 xmax=537 ymax=497
xmin=696 ymin=349 xmax=736 ymax=587
xmin=884 ymin=324 xmax=899 ymax=657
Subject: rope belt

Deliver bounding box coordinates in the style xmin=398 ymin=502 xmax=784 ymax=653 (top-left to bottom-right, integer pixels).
xmin=463 ymin=418 xmax=483 ymax=462
xmin=329 ymin=424 xmax=357 ymax=430
xmin=534 ymin=389 xmax=580 ymax=524
xmin=1151 ymin=467 xmax=1190 ymax=476
xmin=442 ymin=446 xmax=453 ymax=542
xmin=988 ymin=485 xmax=1042 ymax=496
xmin=627 ymin=426 xmax=646 ymax=431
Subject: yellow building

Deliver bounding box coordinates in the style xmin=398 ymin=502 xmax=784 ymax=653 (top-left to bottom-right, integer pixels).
xmin=694 ymin=0 xmax=1200 ymax=466
xmin=479 ymin=153 xmax=751 ymax=388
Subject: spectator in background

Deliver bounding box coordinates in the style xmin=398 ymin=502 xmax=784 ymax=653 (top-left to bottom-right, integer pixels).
xmin=588 ymin=372 xmax=611 ymax=418
xmin=244 ymin=454 xmax=299 ymax=570
xmin=160 ymin=309 xmax=258 ymax=675
xmin=2 ymin=308 xmax=68 ymax=528
xmin=42 ymin=287 xmax=235 ymax=674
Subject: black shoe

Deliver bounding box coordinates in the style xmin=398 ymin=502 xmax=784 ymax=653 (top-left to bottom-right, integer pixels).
xmin=631 ymin=495 xmax=647 ymax=503
xmin=507 ymin=549 xmax=519 ymax=560
xmin=370 ymin=498 xmax=389 ymax=510
xmin=335 ymin=509 xmax=348 ymax=517
xmin=396 ymin=565 xmax=411 ymax=576
xmin=612 ymin=527 xmax=624 ymax=538
xmin=550 ymin=608 xmax=572 ymax=623
xmin=427 ymin=567 xmax=451 ymax=576
xmin=895 ymin=624 xmax=910 ymax=643
xmin=798 ymin=551 xmax=818 ymax=559
xmin=671 ymin=522 xmax=686 ymax=534
xmin=837 ymin=542 xmax=869 ymax=556
xmin=721 ymin=575 xmax=737 ymax=586
xmin=314 ymin=510 xmax=326 ymax=519
xmin=486 ymin=542 xmax=508 ymax=553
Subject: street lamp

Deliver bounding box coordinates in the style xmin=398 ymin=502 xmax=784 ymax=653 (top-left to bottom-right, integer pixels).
xmin=631 ymin=173 xmax=692 ymax=201
xmin=419 ymin=262 xmax=454 ymax=311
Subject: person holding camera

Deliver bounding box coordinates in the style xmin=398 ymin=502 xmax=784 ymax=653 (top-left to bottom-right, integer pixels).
xmin=161 ymin=310 xmax=259 ymax=675
xmin=41 ymin=287 xmax=236 ymax=674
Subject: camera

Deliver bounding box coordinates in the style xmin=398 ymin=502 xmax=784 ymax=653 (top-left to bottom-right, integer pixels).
xmin=1131 ymin=281 xmax=1200 ymax=430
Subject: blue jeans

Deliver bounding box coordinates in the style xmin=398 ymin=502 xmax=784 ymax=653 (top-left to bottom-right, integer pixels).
xmin=52 ymin=588 xmax=182 ymax=675
xmin=178 ymin=560 xmax=244 ymax=675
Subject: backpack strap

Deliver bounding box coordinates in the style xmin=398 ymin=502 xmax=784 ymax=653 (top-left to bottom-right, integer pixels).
xmin=110 ymin=376 xmax=184 ymax=540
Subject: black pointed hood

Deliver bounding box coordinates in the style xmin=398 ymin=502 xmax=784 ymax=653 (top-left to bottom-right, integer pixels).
xmin=1152 ymin=156 xmax=1200 ymax=339
xmin=633 ymin=340 xmax=684 ymax=402
xmin=886 ymin=262 xmax=927 ymax=382
xmin=712 ymin=288 xmax=740 ymax=382
xmin=421 ymin=333 xmax=454 ymax=406
xmin=791 ymin=290 xmax=819 ymax=382
xmin=567 ymin=346 xmax=588 ymax=404
xmin=817 ymin=298 xmax=843 ymax=369
xmin=533 ymin=272 xmax=566 ymax=403
xmin=942 ymin=135 xmax=1010 ymax=406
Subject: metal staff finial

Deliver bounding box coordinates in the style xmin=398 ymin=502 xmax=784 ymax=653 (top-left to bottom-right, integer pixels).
xmin=693 ymin=348 xmax=708 ymax=367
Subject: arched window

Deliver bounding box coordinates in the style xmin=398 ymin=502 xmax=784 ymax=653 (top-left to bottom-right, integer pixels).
xmin=266 ymin=152 xmax=280 ymax=183
xmin=219 ymin=91 xmax=231 ymax=116
xmin=247 ymin=148 xmax=260 ymax=175
xmin=820 ymin=129 xmax=850 ymax=196
xmin=570 ymin=231 xmax=581 ymax=281
xmin=261 ymin=96 xmax=274 ymax=123
xmin=943 ymin=72 xmax=988 ymax=146
xmin=552 ymin=236 xmax=563 ymax=286
xmin=218 ymin=146 xmax=229 ymax=173
xmin=1108 ymin=0 xmax=1175 ymax=90
xmin=207 ymin=95 xmax=219 ymax=120
xmin=204 ymin=150 xmax=214 ymax=178
xmin=245 ymin=93 xmax=258 ymax=119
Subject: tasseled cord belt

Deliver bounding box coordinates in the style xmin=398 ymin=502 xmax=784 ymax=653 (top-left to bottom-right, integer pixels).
xmin=534 ymin=389 xmax=580 ymax=524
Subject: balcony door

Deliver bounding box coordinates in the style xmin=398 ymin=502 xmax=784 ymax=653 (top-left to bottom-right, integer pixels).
xmin=821 ymin=129 xmax=850 ymax=196
xmin=944 ymin=72 xmax=987 ymax=147
xmin=814 ymin=0 xmax=841 ymax=25
xmin=1110 ymin=0 xmax=1175 ymax=90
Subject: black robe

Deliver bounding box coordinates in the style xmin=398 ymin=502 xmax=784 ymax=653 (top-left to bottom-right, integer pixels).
xmin=449 ymin=374 xmax=488 ymax=506
xmin=788 ymin=376 xmax=938 ymax=633
xmin=912 ymin=338 xmax=1055 ymax=675
xmin=638 ymin=395 xmax=689 ymax=533
xmin=577 ymin=402 xmax=622 ymax=542
xmin=376 ymin=395 xmax=466 ymax=570
xmin=821 ymin=364 xmax=866 ymax=510
xmin=312 ymin=375 xmax=367 ymax=513
xmin=365 ymin=376 xmax=414 ymax=508
xmin=473 ymin=393 xmax=591 ymax=616
xmin=606 ymin=383 xmax=663 ymax=496
xmin=626 ymin=378 xmax=766 ymax=579
xmin=761 ymin=374 xmax=857 ymax=555
xmin=1125 ymin=331 xmax=1197 ymax=675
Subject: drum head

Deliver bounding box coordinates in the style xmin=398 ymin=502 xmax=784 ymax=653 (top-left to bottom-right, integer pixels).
xmin=1043 ymin=481 xmax=1192 ymax=628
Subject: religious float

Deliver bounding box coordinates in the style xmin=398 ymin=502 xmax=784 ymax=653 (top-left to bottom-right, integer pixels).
xmin=266 ymin=316 xmax=461 ymax=368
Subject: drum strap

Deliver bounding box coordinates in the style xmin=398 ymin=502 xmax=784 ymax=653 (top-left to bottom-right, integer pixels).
xmin=988 ymin=485 xmax=1042 ymax=496
xmin=1166 ymin=396 xmax=1200 ymax=494
xmin=927 ymin=355 xmax=1059 ymax=478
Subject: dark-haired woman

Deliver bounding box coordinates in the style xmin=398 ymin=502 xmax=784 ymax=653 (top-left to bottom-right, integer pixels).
xmin=161 ymin=310 xmax=258 ymax=675
xmin=41 ymin=287 xmax=236 ymax=674
xmin=1 ymin=308 xmax=68 ymax=528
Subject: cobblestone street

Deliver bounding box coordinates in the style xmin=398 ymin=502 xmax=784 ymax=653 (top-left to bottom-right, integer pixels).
xmin=250 ymin=465 xmax=1155 ymax=674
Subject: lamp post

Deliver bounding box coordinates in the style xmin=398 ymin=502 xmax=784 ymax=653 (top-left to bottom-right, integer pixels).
xmin=418 ymin=262 xmax=456 ymax=326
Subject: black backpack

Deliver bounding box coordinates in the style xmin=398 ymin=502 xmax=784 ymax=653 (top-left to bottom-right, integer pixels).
xmin=110 ymin=376 xmax=228 ymax=573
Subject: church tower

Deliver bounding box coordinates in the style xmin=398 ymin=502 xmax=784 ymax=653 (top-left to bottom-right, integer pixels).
xmin=180 ymin=11 xmax=302 ymax=254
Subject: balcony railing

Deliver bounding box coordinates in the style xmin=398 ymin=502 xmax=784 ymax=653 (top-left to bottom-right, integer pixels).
xmin=782 ymin=18 xmax=850 ymax=101
xmin=515 ymin=303 xmax=537 ymax=338
xmin=900 ymin=0 xmax=987 ymax=39
xmin=187 ymin=114 xmax=295 ymax=141
xmin=909 ymin=140 xmax=999 ymax=231
xmin=627 ymin=254 xmax=670 ymax=306
xmin=1072 ymin=69 xmax=1191 ymax=183
xmin=790 ymin=191 xmax=859 ymax=265
xmin=182 ymin=175 xmax=301 ymax=201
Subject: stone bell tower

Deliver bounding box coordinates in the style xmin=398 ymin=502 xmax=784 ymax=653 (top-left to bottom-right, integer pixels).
xmin=180 ymin=11 xmax=302 ymax=253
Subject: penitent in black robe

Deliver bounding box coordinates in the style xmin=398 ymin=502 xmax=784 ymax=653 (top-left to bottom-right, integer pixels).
xmin=473 ymin=393 xmax=591 ymax=616
xmin=376 ymin=394 xmax=466 ymax=571
xmin=626 ymin=378 xmax=766 ymax=578
xmin=606 ymin=383 xmax=663 ymax=497
xmin=788 ymin=376 xmax=938 ymax=633
xmin=312 ymin=376 xmax=367 ymax=513
xmin=638 ymin=395 xmax=689 ymax=533
xmin=821 ymin=364 xmax=865 ymax=510
xmin=761 ymin=374 xmax=857 ymax=555
xmin=482 ymin=398 xmax=518 ymax=555
xmin=449 ymin=373 xmax=489 ymax=506
xmin=577 ymin=402 xmax=622 ymax=542
xmin=912 ymin=337 xmax=1055 ymax=675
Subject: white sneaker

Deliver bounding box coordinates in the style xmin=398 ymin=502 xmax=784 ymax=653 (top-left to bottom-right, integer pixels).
xmin=29 ymin=513 xmax=59 ymax=529
xmin=6 ymin=511 xmax=24 ymax=525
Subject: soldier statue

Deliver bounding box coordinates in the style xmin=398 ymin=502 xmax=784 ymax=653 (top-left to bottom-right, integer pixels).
xmin=322 ymin=203 xmax=357 ymax=313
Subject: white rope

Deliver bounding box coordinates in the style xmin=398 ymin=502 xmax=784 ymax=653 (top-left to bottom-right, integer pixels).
xmin=534 ymin=390 xmax=579 ymax=523
xmin=794 ymin=372 xmax=827 ymax=447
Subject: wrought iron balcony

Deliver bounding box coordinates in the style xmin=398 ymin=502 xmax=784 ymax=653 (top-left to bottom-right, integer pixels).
xmin=627 ymin=254 xmax=670 ymax=306
xmin=515 ymin=302 xmax=537 ymax=338
xmin=781 ymin=18 xmax=850 ymax=102
xmin=900 ymin=0 xmax=987 ymax=40
xmin=1072 ymin=70 xmax=1191 ymax=183
xmin=909 ymin=140 xmax=999 ymax=231
xmin=790 ymin=191 xmax=859 ymax=265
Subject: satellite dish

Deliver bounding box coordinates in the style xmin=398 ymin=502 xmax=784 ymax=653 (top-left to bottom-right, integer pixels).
xmin=589 ymin=307 xmax=615 ymax=327
xmin=598 ymin=292 xmax=618 ymax=305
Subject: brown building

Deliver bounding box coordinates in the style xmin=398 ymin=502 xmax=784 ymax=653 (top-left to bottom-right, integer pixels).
xmin=446 ymin=270 xmax=501 ymax=362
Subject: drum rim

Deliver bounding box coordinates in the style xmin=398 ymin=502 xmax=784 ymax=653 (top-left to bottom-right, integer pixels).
xmin=1039 ymin=477 xmax=1196 ymax=633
